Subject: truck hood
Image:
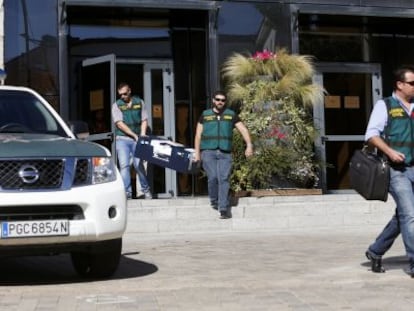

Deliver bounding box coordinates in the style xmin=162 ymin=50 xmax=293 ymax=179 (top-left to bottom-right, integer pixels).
xmin=0 ymin=134 xmax=109 ymax=157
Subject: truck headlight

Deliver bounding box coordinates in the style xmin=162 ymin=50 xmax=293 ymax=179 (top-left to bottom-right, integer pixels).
xmin=92 ymin=157 xmax=116 ymax=184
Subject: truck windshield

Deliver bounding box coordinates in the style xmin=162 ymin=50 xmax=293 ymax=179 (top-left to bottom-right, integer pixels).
xmin=0 ymin=90 xmax=67 ymax=136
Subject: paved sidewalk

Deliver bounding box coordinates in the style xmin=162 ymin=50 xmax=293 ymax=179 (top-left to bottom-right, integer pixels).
xmin=0 ymin=227 xmax=412 ymax=310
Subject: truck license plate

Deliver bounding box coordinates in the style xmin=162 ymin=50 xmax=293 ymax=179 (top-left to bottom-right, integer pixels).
xmin=1 ymin=220 xmax=69 ymax=238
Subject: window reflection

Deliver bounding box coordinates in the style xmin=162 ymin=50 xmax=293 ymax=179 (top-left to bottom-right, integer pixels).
xmin=67 ymin=6 xmax=172 ymax=59
xmin=69 ymin=25 xmax=169 ymax=40
xmin=217 ymin=2 xmax=290 ymax=78
xmin=4 ymin=0 xmax=58 ymax=110
xmin=299 ymin=14 xmax=414 ymax=64
xmin=4 ymin=0 xmax=57 ymax=62
xmin=217 ymin=3 xmax=262 ymax=35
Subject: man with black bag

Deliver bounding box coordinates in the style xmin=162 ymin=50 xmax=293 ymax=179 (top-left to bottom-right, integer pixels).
xmin=364 ymin=65 xmax=414 ymax=277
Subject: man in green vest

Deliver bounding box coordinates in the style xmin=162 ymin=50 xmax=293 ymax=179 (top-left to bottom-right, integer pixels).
xmin=194 ymin=90 xmax=253 ymax=219
xmin=112 ymin=82 xmax=152 ymax=199
xmin=365 ymin=65 xmax=414 ymax=276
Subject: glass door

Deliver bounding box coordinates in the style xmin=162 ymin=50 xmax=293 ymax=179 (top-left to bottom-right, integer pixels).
xmin=143 ymin=62 xmax=176 ymax=198
xmin=115 ymin=60 xmax=176 ymax=198
xmin=81 ymin=54 xmax=116 ymax=156
xmin=313 ymin=63 xmax=382 ymax=192
xmin=81 ymin=56 xmax=176 ymax=198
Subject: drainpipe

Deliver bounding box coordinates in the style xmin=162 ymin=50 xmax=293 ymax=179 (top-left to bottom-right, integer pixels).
xmin=0 ymin=0 xmax=4 ymax=78
xmin=20 ymin=0 xmax=31 ymax=86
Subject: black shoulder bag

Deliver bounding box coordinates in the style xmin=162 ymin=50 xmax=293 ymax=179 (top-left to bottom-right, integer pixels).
xmin=349 ymin=98 xmax=392 ymax=202
xmin=349 ymin=146 xmax=390 ymax=201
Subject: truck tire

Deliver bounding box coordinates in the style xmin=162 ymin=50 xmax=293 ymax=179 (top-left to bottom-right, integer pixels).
xmin=71 ymin=238 xmax=122 ymax=278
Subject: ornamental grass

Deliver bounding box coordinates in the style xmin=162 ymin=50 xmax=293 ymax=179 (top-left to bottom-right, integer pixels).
xmin=222 ymin=49 xmax=324 ymax=191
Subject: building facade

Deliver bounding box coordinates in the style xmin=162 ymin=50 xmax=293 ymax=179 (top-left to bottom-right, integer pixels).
xmin=3 ymin=0 xmax=414 ymax=197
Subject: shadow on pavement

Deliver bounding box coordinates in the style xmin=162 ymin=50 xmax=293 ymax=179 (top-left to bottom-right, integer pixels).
xmin=0 ymin=253 xmax=158 ymax=285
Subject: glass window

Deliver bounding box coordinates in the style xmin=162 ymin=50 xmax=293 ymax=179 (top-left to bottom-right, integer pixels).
xmin=67 ymin=6 xmax=172 ymax=59
xmin=299 ymin=14 xmax=414 ymax=95
xmin=322 ymin=72 xmax=371 ymax=135
xmin=299 ymin=14 xmax=365 ymax=62
xmin=4 ymin=0 xmax=59 ymax=110
xmin=217 ymin=2 xmax=291 ymax=85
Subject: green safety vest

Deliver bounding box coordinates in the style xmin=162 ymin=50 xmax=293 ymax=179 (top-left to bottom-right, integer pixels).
xmin=115 ymin=96 xmax=142 ymax=136
xmin=384 ymin=96 xmax=414 ymax=165
xmin=200 ymin=108 xmax=236 ymax=152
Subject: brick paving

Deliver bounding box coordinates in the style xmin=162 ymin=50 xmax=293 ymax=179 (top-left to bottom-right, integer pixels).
xmin=0 ymin=228 xmax=412 ymax=310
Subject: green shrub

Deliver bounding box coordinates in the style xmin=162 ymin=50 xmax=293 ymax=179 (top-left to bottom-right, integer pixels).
xmin=223 ymin=49 xmax=324 ymax=191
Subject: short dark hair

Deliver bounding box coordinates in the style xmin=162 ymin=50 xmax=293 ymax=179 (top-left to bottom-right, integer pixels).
xmin=213 ymin=90 xmax=226 ymax=99
xmin=393 ymin=65 xmax=414 ymax=90
xmin=117 ymin=82 xmax=130 ymax=90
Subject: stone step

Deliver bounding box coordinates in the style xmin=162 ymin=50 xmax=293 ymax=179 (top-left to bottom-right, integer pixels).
xmin=126 ymin=194 xmax=395 ymax=234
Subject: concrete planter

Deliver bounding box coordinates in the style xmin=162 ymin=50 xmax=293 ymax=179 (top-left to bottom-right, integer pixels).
xmin=235 ymin=188 xmax=322 ymax=198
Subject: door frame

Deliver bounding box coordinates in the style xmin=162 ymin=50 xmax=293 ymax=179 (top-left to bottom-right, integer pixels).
xmin=117 ymin=58 xmax=175 ymax=137
xmin=81 ymin=55 xmax=176 ymax=197
xmin=313 ymin=62 xmax=382 ymax=193
xmin=118 ymin=58 xmax=176 ymax=197
xmin=81 ymin=54 xmax=116 ymax=156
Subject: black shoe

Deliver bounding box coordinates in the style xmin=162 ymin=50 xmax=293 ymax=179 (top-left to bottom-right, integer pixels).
xmin=219 ymin=211 xmax=229 ymax=219
xmin=365 ymin=250 xmax=385 ymax=273
xmin=409 ymin=263 xmax=414 ymax=278
xmin=210 ymin=204 xmax=218 ymax=210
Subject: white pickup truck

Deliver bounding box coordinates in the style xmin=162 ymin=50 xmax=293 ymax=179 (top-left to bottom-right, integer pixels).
xmin=0 ymin=85 xmax=127 ymax=278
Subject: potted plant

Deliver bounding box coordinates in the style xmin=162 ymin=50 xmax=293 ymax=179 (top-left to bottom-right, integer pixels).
xmin=222 ymin=49 xmax=324 ymax=193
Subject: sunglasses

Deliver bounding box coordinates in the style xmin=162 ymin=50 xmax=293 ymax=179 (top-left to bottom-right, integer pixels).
xmin=405 ymin=81 xmax=414 ymax=86
xmin=214 ymin=98 xmax=226 ymax=102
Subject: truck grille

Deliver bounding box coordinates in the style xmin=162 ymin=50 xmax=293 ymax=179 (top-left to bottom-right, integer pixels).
xmin=73 ymin=159 xmax=90 ymax=186
xmin=0 ymin=158 xmax=91 ymax=190
xmin=0 ymin=205 xmax=84 ymax=220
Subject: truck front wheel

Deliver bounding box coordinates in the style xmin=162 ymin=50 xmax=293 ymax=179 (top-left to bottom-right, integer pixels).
xmin=71 ymin=238 xmax=122 ymax=278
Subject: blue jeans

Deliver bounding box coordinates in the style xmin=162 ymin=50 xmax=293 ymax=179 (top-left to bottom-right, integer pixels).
xmin=116 ymin=136 xmax=150 ymax=196
xmin=201 ymin=149 xmax=232 ymax=212
xmin=369 ymin=166 xmax=414 ymax=267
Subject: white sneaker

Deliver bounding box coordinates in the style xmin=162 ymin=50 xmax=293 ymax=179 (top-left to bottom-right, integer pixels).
xmin=144 ymin=191 xmax=153 ymax=199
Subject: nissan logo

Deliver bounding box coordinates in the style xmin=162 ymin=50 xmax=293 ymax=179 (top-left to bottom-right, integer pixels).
xmin=18 ymin=165 xmax=40 ymax=184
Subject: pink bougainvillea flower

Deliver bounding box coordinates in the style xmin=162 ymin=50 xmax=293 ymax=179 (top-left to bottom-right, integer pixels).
xmin=268 ymin=127 xmax=286 ymax=140
xmin=252 ymin=50 xmax=276 ymax=61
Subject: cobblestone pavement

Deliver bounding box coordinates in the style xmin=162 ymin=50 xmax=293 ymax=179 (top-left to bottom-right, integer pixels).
xmin=0 ymin=229 xmax=412 ymax=310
